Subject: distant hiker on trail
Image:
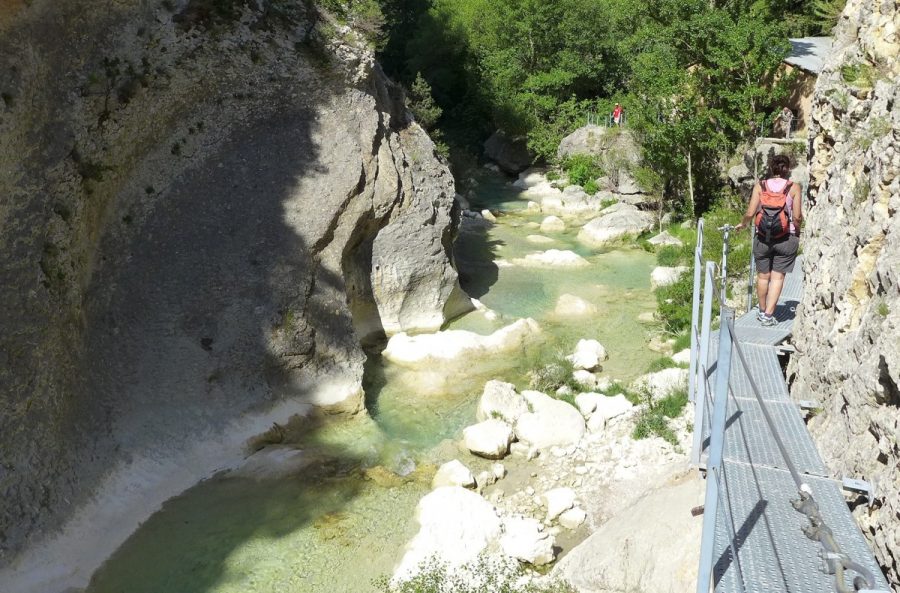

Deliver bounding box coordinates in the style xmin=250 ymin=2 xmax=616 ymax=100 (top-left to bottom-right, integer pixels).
xmin=612 ymin=103 xmax=622 ymax=126
xmin=735 ymin=154 xmax=802 ymax=327
xmin=778 ymin=106 xmax=794 ymax=137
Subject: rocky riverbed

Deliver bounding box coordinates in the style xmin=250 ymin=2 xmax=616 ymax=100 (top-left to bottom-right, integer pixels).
xmin=81 ymin=168 xmax=700 ymax=593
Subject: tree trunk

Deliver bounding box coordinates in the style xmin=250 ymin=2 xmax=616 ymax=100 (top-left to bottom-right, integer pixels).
xmin=686 ymin=150 xmax=695 ymax=219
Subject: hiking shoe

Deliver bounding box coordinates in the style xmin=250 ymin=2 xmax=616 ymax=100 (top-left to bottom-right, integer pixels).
xmin=756 ymin=308 xmax=767 ymax=322
xmin=760 ymin=314 xmax=778 ymax=327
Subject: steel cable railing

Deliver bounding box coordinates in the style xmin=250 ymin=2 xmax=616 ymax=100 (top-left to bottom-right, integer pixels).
xmin=692 ymin=220 xmax=883 ymax=593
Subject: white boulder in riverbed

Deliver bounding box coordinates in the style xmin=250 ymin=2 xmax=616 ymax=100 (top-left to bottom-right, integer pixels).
xmin=567 ymin=339 xmax=608 ymax=371
xmin=672 ymin=348 xmax=692 ymax=365
xmin=587 ymin=394 xmax=634 ymax=432
xmin=577 ymin=203 xmax=655 ymax=247
xmin=500 ymin=517 xmax=556 ymax=565
xmin=464 ymin=419 xmax=514 ymax=459
xmin=553 ymin=474 xmax=703 ymax=593
xmin=572 ymin=370 xmax=598 ymax=390
xmin=542 ymin=487 xmax=577 ymax=521
xmin=540 ymin=215 xmax=566 ymax=232
xmin=514 ymin=249 xmax=589 ymax=268
xmin=526 ymin=234 xmax=555 ymax=244
xmin=559 ymin=507 xmax=587 ymax=530
xmin=554 ymin=294 xmax=598 ymax=317
xmin=575 ymin=392 xmax=603 ymax=417
xmin=481 ymin=209 xmax=497 ymax=223
xmin=394 ymin=487 xmax=502 ymax=583
xmin=650 ymin=265 xmax=689 ymax=290
xmin=633 ymin=368 xmax=688 ymax=401
xmin=433 ymin=460 xmax=476 ymax=489
xmin=513 ymin=167 xmax=550 ymax=190
xmin=477 ymin=380 xmax=529 ymax=424
xmin=383 ymin=318 xmax=540 ymax=368
xmin=648 ymin=230 xmax=684 ymax=248
xmin=515 ymin=391 xmax=585 ymax=448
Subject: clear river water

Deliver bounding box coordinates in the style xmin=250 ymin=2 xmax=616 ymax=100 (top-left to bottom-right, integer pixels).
xmin=85 ymin=172 xmax=659 ymax=593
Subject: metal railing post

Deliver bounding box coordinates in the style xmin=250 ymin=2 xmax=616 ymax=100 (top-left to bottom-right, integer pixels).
xmin=688 ymin=219 xmax=705 ymax=404
xmin=696 ymin=308 xmax=736 ymax=593
xmin=719 ymin=225 xmax=732 ymax=305
xmin=747 ymin=229 xmax=756 ymax=313
xmin=691 ymin=262 xmax=717 ymax=465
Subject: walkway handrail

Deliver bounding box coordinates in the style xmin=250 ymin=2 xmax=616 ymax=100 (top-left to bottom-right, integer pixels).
xmin=690 ymin=220 xmax=886 ymax=593
xmin=688 ymin=219 xmax=705 ymax=406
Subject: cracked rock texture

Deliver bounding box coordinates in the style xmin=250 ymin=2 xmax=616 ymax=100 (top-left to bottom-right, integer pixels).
xmin=0 ymin=0 xmax=463 ymax=573
xmin=789 ymin=0 xmax=899 ymax=588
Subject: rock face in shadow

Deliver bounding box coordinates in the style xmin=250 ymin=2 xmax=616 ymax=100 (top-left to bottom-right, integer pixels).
xmin=0 ymin=0 xmax=462 ymax=575
xmin=789 ymin=0 xmax=899 ymax=586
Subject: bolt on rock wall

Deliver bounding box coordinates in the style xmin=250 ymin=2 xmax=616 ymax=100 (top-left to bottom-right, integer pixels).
xmin=789 ymin=0 xmax=899 ymax=588
xmin=0 ymin=0 xmax=466 ymax=586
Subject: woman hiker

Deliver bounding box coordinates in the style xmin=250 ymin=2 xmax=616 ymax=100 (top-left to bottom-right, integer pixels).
xmin=735 ymin=154 xmax=802 ymax=326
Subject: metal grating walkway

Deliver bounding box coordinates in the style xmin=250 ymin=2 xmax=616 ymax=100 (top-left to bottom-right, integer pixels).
xmin=690 ymin=240 xmax=890 ymax=593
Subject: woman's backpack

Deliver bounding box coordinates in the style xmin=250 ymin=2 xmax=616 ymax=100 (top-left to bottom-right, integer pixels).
xmin=755 ymin=179 xmax=792 ymax=242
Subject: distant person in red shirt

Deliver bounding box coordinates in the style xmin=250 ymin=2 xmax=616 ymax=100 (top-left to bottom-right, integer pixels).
xmin=612 ymin=103 xmax=622 ymax=126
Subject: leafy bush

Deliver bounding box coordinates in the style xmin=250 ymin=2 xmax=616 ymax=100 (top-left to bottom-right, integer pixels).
xmin=408 ymin=73 xmax=442 ymax=131
xmin=672 ymin=331 xmax=692 ymax=352
xmin=583 ymin=178 xmax=599 ymax=194
xmin=840 ymin=62 xmax=876 ymax=88
xmin=528 ymin=356 xmax=581 ymax=401
xmin=375 ymin=554 xmax=577 ymax=593
xmin=655 ymin=273 xmax=694 ymax=334
xmin=633 ymin=409 xmax=676 ymax=444
xmin=561 ymin=154 xmax=601 ymax=188
xmin=631 ymin=388 xmax=688 ymax=444
xmin=656 ymin=246 xmax=685 ymax=267
xmin=646 ymin=357 xmax=678 ymax=373
xmin=656 ymin=388 xmax=689 ymax=418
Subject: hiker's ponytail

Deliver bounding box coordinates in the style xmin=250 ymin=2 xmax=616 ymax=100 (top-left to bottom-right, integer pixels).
xmin=771 ymin=155 xmax=791 ymax=178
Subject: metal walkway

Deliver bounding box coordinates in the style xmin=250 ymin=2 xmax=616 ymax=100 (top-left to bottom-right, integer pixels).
xmin=689 ymin=221 xmax=891 ymax=593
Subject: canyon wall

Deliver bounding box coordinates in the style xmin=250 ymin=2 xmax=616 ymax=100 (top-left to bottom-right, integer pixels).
xmin=789 ymin=0 xmax=899 ymax=588
xmin=0 ymin=1 xmax=465 ymax=588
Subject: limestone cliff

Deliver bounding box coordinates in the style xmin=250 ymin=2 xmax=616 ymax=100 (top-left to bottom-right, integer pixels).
xmin=789 ymin=0 xmax=899 ymax=587
xmin=0 ymin=0 xmax=466 ymax=586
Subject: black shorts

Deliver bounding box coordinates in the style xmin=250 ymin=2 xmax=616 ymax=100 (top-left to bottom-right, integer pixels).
xmin=754 ymin=235 xmax=799 ymax=274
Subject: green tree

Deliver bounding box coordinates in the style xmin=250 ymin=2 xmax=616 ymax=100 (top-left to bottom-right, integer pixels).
xmin=408 ymin=72 xmax=443 ymax=131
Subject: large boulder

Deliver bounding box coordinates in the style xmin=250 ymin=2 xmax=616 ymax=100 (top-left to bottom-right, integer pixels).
xmin=553 ymin=474 xmax=703 ymax=592
xmin=477 ymin=380 xmax=529 ymax=424
xmin=557 ymin=125 xmax=640 ymax=164
xmin=383 ymin=318 xmax=541 ymax=368
xmin=577 ymin=203 xmax=656 ymax=247
xmin=500 ymin=517 xmax=556 ymax=565
xmin=515 ymin=390 xmax=586 ymax=448
xmin=512 ymin=167 xmax=551 ymax=190
xmin=433 ymin=460 xmax=476 ymax=489
xmin=586 ymin=394 xmax=635 ymax=432
xmin=394 ymin=487 xmax=503 ymax=583
xmin=0 ymin=3 xmax=470 ymax=586
xmin=484 ymin=130 xmax=533 ymax=174
xmin=633 ymin=368 xmax=688 ymax=401
xmin=648 ymin=231 xmax=684 ymax=248
xmin=650 ymin=266 xmax=689 ymax=290
xmin=554 ymin=294 xmax=599 ymax=317
xmin=513 ymin=250 xmax=590 ymax=268
xmin=616 ymin=170 xmax=644 ymax=195
xmin=567 ymin=339 xmax=608 ymax=371
xmin=542 ymin=487 xmax=577 ymax=521
xmin=463 ymin=419 xmax=514 ymax=459
xmin=540 ymin=216 xmax=566 ymax=233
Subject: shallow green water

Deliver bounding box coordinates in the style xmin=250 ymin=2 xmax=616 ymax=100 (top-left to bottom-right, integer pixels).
xmin=86 ymin=172 xmax=659 ymax=593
